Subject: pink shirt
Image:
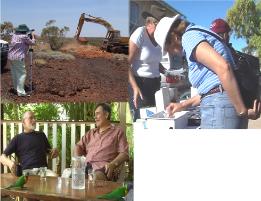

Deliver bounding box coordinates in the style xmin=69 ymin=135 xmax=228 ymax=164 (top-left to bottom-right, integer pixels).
xmin=8 ymin=34 xmax=36 ymax=60
xmin=76 ymin=124 xmax=129 ymax=170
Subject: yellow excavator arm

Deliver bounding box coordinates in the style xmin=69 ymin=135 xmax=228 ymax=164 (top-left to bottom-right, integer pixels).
xmin=75 ymin=13 xmax=115 ymax=42
xmin=75 ymin=13 xmax=128 ymax=54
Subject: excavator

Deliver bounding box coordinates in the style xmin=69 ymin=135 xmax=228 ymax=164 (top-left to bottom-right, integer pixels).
xmin=75 ymin=13 xmax=128 ymax=54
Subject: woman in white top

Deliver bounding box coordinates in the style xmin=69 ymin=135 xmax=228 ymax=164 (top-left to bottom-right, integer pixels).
xmin=128 ymin=16 xmax=162 ymax=121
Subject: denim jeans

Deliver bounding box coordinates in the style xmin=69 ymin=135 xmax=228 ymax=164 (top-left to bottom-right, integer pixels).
xmin=200 ymin=91 xmax=248 ymax=129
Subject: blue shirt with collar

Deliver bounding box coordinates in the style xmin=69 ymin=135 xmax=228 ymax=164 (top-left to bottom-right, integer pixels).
xmin=182 ymin=24 xmax=235 ymax=95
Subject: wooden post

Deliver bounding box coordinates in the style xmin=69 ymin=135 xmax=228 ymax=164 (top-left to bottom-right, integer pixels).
xmin=61 ymin=124 xmax=66 ymax=173
xmin=80 ymin=124 xmax=85 ymax=138
xmin=44 ymin=123 xmax=48 ymax=138
xmin=3 ymin=122 xmax=7 ymax=173
xmin=71 ymin=124 xmax=76 ymax=158
xmin=52 ymin=123 xmax=57 ymax=173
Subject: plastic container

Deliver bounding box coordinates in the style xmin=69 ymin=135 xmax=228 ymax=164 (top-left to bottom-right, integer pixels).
xmin=71 ymin=156 xmax=86 ymax=190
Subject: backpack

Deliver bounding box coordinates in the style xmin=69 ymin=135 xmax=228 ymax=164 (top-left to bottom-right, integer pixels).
xmin=230 ymin=49 xmax=260 ymax=108
xmin=186 ymin=27 xmax=260 ymax=108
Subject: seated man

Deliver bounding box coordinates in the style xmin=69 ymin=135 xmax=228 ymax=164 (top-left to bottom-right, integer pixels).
xmin=0 ymin=111 xmax=59 ymax=176
xmin=74 ymin=103 xmax=129 ymax=181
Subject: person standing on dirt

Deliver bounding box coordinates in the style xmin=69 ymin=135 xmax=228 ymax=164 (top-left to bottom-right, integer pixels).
xmin=128 ymin=15 xmax=162 ymax=121
xmin=8 ymin=24 xmax=36 ymax=97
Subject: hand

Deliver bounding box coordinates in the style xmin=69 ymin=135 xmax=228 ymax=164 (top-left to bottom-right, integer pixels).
xmin=166 ymin=102 xmax=184 ymax=117
xmin=50 ymin=148 xmax=59 ymax=159
xmin=133 ymin=87 xmax=143 ymax=109
xmin=9 ymin=161 xmax=16 ymax=176
xmin=247 ymin=100 xmax=261 ymax=120
xmin=105 ymin=162 xmax=116 ymax=180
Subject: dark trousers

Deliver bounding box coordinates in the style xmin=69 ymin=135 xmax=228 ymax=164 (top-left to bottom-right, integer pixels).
xmin=128 ymin=76 xmax=161 ymax=121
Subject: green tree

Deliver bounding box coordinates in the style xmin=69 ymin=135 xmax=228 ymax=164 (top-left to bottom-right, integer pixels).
xmin=41 ymin=20 xmax=70 ymax=50
xmin=0 ymin=21 xmax=14 ymax=41
xmin=62 ymin=103 xmax=96 ymax=121
xmin=227 ymin=0 xmax=261 ymax=57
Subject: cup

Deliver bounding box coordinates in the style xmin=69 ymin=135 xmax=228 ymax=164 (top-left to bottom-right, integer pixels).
xmin=71 ymin=156 xmax=85 ymax=190
xmin=56 ymin=177 xmax=62 ymax=192
xmin=87 ymin=169 xmax=96 ymax=183
xmin=39 ymin=167 xmax=47 ymax=180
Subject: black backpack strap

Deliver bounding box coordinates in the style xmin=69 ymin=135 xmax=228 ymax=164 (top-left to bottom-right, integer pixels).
xmin=186 ymin=27 xmax=225 ymax=45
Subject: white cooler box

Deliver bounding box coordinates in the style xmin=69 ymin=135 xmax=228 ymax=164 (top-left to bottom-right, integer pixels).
xmin=139 ymin=107 xmax=157 ymax=119
xmin=135 ymin=111 xmax=189 ymax=130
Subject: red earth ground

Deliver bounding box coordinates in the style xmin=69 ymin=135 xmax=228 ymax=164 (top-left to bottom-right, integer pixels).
xmin=1 ymin=42 xmax=128 ymax=103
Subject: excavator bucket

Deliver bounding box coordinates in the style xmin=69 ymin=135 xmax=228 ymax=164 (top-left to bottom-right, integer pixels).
xmin=77 ymin=37 xmax=88 ymax=44
xmin=75 ymin=13 xmax=129 ymax=54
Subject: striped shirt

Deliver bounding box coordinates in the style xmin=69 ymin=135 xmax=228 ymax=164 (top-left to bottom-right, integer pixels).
xmin=8 ymin=34 xmax=36 ymax=61
xmin=75 ymin=124 xmax=129 ymax=171
xmin=182 ymin=24 xmax=235 ymax=95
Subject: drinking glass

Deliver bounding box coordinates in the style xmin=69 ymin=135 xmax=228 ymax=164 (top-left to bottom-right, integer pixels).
xmin=39 ymin=167 xmax=47 ymax=180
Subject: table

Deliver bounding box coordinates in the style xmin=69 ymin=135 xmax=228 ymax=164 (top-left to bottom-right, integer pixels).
xmin=1 ymin=173 xmax=122 ymax=201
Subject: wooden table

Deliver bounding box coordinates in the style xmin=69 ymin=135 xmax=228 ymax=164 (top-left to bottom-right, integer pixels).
xmin=1 ymin=173 xmax=122 ymax=201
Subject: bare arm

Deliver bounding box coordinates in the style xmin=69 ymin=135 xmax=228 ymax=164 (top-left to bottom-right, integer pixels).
xmin=0 ymin=154 xmax=16 ymax=175
xmin=110 ymin=152 xmax=129 ymax=167
xmin=24 ymin=32 xmax=36 ymax=45
xmin=74 ymin=144 xmax=86 ymax=157
xmin=128 ymin=40 xmax=143 ymax=108
xmin=49 ymin=148 xmax=59 ymax=159
xmin=166 ymin=95 xmax=201 ymax=116
xmin=105 ymin=152 xmax=129 ymax=179
xmin=194 ymin=41 xmax=247 ymax=115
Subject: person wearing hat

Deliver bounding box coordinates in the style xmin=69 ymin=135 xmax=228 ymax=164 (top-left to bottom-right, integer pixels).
xmin=154 ymin=15 xmax=261 ymax=129
xmin=210 ymin=18 xmax=231 ymax=44
xmin=8 ymin=24 xmax=36 ymax=97
xmin=128 ymin=15 xmax=162 ymax=121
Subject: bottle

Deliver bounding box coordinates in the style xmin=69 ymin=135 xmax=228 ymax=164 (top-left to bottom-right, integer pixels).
xmin=71 ymin=156 xmax=85 ymax=190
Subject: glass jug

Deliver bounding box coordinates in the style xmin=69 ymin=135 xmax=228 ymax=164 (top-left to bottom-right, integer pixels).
xmin=71 ymin=156 xmax=86 ymax=190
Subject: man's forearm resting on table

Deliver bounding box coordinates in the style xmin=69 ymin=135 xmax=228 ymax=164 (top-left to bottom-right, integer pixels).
xmin=0 ymin=154 xmax=14 ymax=170
xmin=110 ymin=152 xmax=129 ymax=167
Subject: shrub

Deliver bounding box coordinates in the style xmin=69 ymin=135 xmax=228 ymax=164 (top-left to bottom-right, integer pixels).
xmin=41 ymin=20 xmax=69 ymax=51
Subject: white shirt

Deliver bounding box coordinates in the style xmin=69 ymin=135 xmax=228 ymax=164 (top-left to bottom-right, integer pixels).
xmin=130 ymin=26 xmax=162 ymax=78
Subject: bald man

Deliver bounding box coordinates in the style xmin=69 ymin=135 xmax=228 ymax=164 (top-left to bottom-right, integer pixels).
xmin=0 ymin=111 xmax=58 ymax=176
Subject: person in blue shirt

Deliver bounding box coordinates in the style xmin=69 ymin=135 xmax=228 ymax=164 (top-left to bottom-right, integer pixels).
xmin=154 ymin=15 xmax=261 ymax=129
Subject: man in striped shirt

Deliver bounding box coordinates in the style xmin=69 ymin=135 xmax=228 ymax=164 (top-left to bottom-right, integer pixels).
xmin=8 ymin=24 xmax=36 ymax=97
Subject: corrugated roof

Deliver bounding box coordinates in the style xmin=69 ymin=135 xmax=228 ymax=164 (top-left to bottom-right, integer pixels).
xmin=156 ymin=0 xmax=187 ymax=19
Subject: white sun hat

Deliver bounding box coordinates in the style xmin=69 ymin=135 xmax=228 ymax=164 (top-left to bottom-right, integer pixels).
xmin=154 ymin=14 xmax=181 ymax=56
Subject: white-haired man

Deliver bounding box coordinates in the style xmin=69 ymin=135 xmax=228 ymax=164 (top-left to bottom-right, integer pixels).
xmin=0 ymin=111 xmax=58 ymax=176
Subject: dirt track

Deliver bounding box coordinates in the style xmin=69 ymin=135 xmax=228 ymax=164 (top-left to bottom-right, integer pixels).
xmin=1 ymin=43 xmax=128 ymax=103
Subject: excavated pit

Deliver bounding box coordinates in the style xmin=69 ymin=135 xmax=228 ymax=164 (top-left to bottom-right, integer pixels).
xmin=1 ymin=42 xmax=128 ymax=103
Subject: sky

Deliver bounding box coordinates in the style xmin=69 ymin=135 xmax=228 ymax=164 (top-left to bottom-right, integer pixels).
xmin=1 ymin=0 xmax=129 ymax=37
xmin=1 ymin=0 xmax=247 ymax=51
xmin=166 ymin=0 xmax=247 ymax=51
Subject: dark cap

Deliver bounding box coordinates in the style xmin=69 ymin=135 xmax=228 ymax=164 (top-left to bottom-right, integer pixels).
xmin=15 ymin=24 xmax=30 ymax=33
